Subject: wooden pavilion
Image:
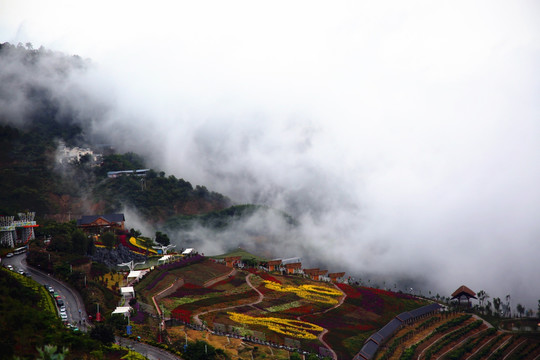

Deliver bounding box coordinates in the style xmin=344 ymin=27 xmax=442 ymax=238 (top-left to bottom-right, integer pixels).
xmin=451 ymin=285 xmax=477 ymax=307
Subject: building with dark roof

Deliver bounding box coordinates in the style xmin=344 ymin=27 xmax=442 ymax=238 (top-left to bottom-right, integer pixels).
xmin=76 ymin=214 xmax=125 ymax=234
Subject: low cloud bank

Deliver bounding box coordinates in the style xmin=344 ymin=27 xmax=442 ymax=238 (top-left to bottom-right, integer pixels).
xmin=1 ymin=1 xmax=540 ymax=309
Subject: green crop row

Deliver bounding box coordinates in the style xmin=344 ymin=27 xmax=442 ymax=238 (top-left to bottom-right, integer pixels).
xmin=379 ymin=330 xmax=414 ymax=360
xmin=399 ymin=315 xmax=472 ymax=360
xmin=424 ymin=320 xmax=482 ymax=360
xmin=505 ymin=340 xmax=534 ymax=360
xmin=445 ymin=327 xmax=497 ymax=360
xmin=468 ymin=334 xmax=505 ymax=360
xmin=399 ymin=343 xmax=418 ymax=360
xmin=489 ymin=335 xmax=516 ymax=360
xmin=415 ymin=316 xmax=439 ymax=331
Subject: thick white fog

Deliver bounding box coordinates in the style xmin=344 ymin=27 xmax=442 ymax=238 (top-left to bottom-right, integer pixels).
xmin=1 ymin=1 xmax=540 ymax=309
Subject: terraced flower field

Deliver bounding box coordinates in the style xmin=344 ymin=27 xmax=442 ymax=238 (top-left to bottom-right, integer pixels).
xmin=157 ymin=267 xmax=428 ymax=359
xmin=135 ymin=260 xmax=540 ymax=360
xmin=379 ymin=314 xmax=540 ymax=360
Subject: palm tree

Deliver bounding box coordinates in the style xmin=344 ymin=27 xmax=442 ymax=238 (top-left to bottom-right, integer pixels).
xmin=493 ymin=297 xmax=501 ymax=316
xmin=37 ymin=345 xmax=69 ymax=360
xmin=477 ymin=290 xmax=489 ymax=308
xmin=516 ymin=303 xmax=525 ymax=318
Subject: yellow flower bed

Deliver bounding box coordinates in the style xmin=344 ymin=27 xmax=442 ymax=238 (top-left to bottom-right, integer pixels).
xmin=129 ymin=237 xmax=158 ymax=254
xmin=264 ymin=281 xmax=341 ymax=305
xmin=228 ymin=312 xmax=323 ymax=340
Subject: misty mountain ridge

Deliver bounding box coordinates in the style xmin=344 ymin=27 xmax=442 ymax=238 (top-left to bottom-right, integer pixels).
xmin=0 ymin=43 xmax=252 ymax=221
xmin=2 ymin=42 xmax=538 ymax=310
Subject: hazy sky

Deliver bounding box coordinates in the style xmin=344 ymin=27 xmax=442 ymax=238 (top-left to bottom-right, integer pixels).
xmin=1 ymin=1 xmax=540 ymax=309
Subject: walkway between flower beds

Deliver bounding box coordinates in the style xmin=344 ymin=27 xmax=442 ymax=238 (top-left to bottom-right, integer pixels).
xmin=192 ymin=273 xmax=346 ymax=360
xmin=296 ymin=282 xmax=347 ymax=360
xmin=154 ymin=267 xmax=236 ymax=330
xmin=192 ymin=272 xmax=263 ymax=326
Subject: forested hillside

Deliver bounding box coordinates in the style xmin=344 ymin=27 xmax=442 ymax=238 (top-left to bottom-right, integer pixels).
xmin=0 ymin=42 xmax=230 ymax=222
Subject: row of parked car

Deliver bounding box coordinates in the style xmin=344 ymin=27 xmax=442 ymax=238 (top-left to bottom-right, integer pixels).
xmin=3 ymin=264 xmax=30 ymax=276
xmin=44 ymin=284 xmax=68 ymax=322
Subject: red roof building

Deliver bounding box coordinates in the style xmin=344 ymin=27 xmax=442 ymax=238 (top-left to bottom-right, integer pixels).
xmin=267 ymin=260 xmax=282 ymax=272
xmin=225 ymin=256 xmax=242 ymax=268
xmin=328 ymin=272 xmax=346 ymax=283
xmin=285 ymin=262 xmax=302 ymax=275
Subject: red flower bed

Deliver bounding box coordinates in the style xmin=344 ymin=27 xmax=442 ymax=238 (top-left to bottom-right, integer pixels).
xmin=171 ymin=308 xmax=192 ymax=322
xmin=284 ymin=304 xmax=315 ymax=315
xmin=246 ymin=269 xmax=282 ymax=284
xmin=183 ymin=283 xmax=203 ymax=289
xmin=170 ymin=287 xmax=221 ymax=297
xmin=354 ymin=324 xmax=375 ymax=331
xmin=209 ymin=275 xmax=245 ymax=288
xmin=259 ymin=272 xmax=281 ymax=284
xmin=337 ymin=283 xmax=361 ymax=299
xmin=256 ymin=284 xmax=275 ymax=295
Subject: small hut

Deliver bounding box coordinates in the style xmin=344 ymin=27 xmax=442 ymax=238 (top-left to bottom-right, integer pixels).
xmin=267 ymin=259 xmax=282 ymax=272
xmin=328 ymin=272 xmax=346 ymax=283
xmin=451 ymin=285 xmax=477 ymax=307
xmin=303 ymin=268 xmax=320 ymax=280
xmin=225 ymin=256 xmax=242 ymax=268
xmin=304 ymin=268 xmax=328 ymax=281
xmin=285 ymin=262 xmax=302 ymax=275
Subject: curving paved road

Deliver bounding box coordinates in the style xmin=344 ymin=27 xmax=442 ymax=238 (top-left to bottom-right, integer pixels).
xmin=3 ymin=253 xmax=89 ymax=329
xmin=3 ymin=253 xmax=182 ymax=359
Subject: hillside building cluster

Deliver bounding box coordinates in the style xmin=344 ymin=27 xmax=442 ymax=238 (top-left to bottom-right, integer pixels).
xmin=56 ymin=141 xmax=102 ymax=165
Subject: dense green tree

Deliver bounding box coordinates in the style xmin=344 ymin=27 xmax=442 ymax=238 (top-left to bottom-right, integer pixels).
xmin=70 ymin=229 xmax=89 ymax=255
xmin=37 ymin=345 xmax=69 ymax=360
xmin=181 ymin=340 xmax=227 ymax=360
xmin=48 ymin=235 xmax=72 ymax=253
xmin=107 ymin=313 xmax=128 ymax=331
xmin=89 ymin=324 xmax=115 ymax=345
xmin=101 ymin=232 xmax=116 ymax=250
xmin=129 ymin=228 xmax=142 ymax=238
xmin=54 ymin=262 xmax=71 ymax=279
xmin=155 ymin=231 xmax=170 ymax=246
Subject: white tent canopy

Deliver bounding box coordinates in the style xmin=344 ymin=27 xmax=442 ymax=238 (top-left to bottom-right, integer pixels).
xmin=127 ymin=270 xmax=142 ymax=279
xmin=120 ymin=286 xmax=135 ymax=297
xmin=112 ymin=306 xmax=131 ymax=316
xmin=158 ymin=254 xmax=173 ymax=262
xmin=182 ymin=248 xmax=194 ymax=255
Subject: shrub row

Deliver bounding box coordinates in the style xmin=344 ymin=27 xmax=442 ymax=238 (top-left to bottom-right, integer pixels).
xmin=424 ymin=320 xmax=483 ymax=360
xmin=379 ymin=330 xmax=414 ymax=360
xmin=445 ymin=327 xmax=497 ymax=360
xmin=468 ymin=334 xmax=505 ymax=360
xmin=489 ymin=335 xmax=516 ymax=360
xmin=399 ymin=315 xmax=472 ymax=360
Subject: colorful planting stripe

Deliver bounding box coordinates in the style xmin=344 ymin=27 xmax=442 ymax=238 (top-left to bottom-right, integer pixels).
xmin=264 ymin=281 xmax=341 ymax=305
xmin=228 ymin=312 xmax=323 ymax=340
xmin=129 ymin=237 xmax=158 ymax=254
